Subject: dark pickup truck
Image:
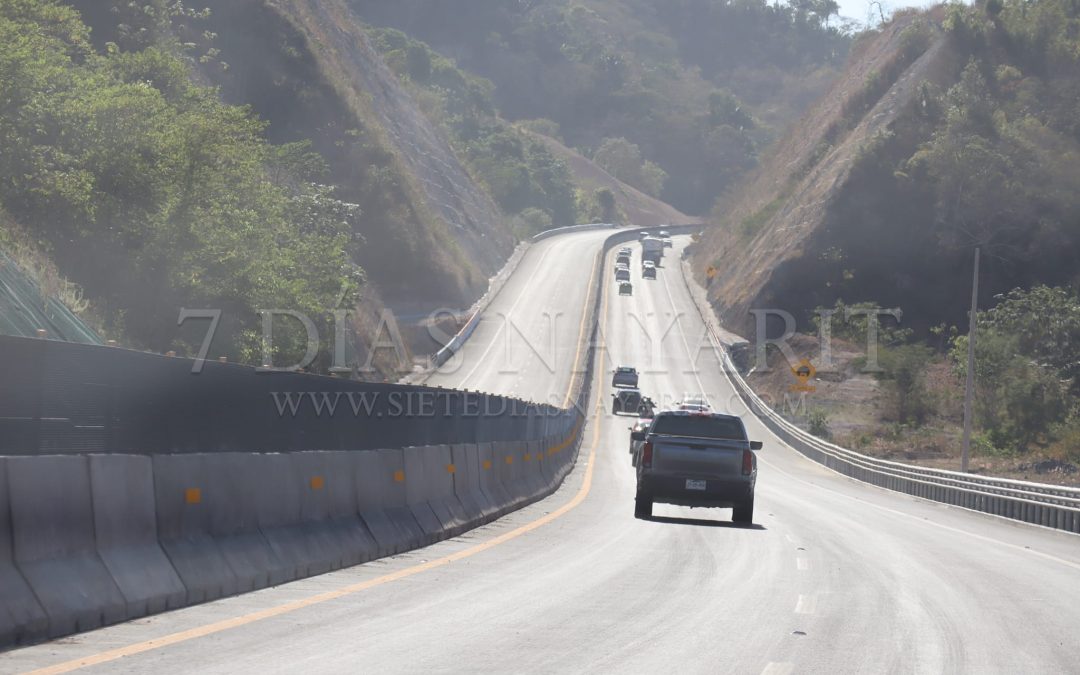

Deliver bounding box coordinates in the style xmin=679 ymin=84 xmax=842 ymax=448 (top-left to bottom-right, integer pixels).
xmin=632 ymin=410 xmax=762 ymax=523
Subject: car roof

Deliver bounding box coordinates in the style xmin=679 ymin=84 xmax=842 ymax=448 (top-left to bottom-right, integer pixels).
xmin=655 ymin=409 xmax=738 ymax=421
xmin=616 ymin=365 xmax=635 ymax=370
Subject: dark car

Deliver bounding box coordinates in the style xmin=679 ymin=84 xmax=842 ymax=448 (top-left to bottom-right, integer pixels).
xmin=619 ymin=280 xmax=633 ymax=295
xmin=634 ymin=411 xmax=763 ymax=523
xmin=612 ymin=365 xmax=639 ymax=388
xmin=612 ymin=387 xmax=642 ymax=415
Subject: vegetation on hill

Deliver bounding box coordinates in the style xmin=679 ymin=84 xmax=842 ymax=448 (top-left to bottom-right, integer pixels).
xmin=0 ymin=0 xmax=359 ymax=364
xmin=347 ymin=0 xmax=852 ymax=215
xmin=709 ymin=0 xmax=1080 ymax=476
xmin=365 ymin=27 xmax=578 ymax=234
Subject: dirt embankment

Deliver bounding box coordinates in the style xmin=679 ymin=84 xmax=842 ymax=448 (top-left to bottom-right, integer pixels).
xmin=692 ymin=12 xmax=951 ymax=336
xmin=271 ymin=0 xmax=516 ymax=298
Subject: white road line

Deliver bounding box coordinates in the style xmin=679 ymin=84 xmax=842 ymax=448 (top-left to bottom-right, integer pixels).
xmin=761 ymin=662 xmax=794 ymax=675
xmin=796 ymin=558 xmax=810 ymax=571
xmin=795 ymin=594 xmax=817 ymax=614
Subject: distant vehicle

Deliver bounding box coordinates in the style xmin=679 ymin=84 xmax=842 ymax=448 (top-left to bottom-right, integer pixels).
xmin=676 ymin=395 xmax=710 ymax=412
xmin=629 ymin=418 xmax=652 ymax=466
xmin=642 ymin=264 xmax=657 ymax=280
xmin=612 ymin=387 xmax=642 ymax=415
xmin=638 ymin=396 xmax=656 ymax=418
xmin=618 ymin=280 xmax=633 ymax=295
xmin=658 ymin=230 xmax=670 ymax=238
xmin=633 ymin=410 xmax=762 ymax=522
xmin=662 ymin=237 xmax=673 ymax=248
xmin=616 ymin=253 xmax=631 ymax=267
xmin=612 ymin=365 xmax=639 ymax=388
xmin=619 ymin=246 xmax=633 ymax=255
xmin=615 ymin=268 xmax=631 ymax=282
xmin=641 ymin=236 xmax=663 ymax=266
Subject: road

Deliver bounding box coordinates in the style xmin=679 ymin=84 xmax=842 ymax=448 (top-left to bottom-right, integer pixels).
xmin=425 ymin=229 xmax=613 ymax=405
xmin=4 ymin=233 xmax=1079 ymax=674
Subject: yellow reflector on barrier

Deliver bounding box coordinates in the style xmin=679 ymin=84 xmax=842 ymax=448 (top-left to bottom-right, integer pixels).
xmin=482 ymin=460 xmax=492 ymax=470
xmin=310 ymin=476 xmax=325 ymax=490
xmin=393 ymin=470 xmax=405 ymax=482
xmin=185 ymin=488 xmax=201 ymax=505
xmin=446 ymin=464 xmax=456 ymax=474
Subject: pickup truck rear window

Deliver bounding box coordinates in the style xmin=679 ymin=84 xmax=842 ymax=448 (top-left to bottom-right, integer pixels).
xmin=651 ymin=415 xmax=746 ymax=440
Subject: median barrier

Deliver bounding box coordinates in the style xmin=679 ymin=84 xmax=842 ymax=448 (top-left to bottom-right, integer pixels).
xmin=88 ymin=454 xmax=186 ymax=618
xmin=291 ymin=451 xmax=378 ymax=570
xmin=253 ymin=453 xmax=346 ymax=580
xmin=416 ymin=445 xmax=473 ymax=537
xmin=401 ymin=447 xmax=449 ymax=544
xmin=0 ymin=458 xmax=48 ymax=646
xmin=198 ymin=453 xmax=292 ymax=592
xmin=450 ymin=444 xmax=491 ymax=525
xmin=355 ymin=450 xmax=425 ymax=556
xmin=152 ymin=453 xmax=239 ymax=603
xmin=7 ymin=455 xmax=127 ymax=638
xmin=525 ymin=440 xmax=547 ymax=496
xmin=478 ymin=442 xmax=513 ymax=516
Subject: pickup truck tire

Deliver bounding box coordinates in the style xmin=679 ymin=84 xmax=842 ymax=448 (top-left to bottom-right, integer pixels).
xmin=612 ymin=401 xmax=620 ymax=414
xmin=732 ymin=498 xmax=754 ymax=525
xmin=634 ymin=496 xmax=653 ymax=519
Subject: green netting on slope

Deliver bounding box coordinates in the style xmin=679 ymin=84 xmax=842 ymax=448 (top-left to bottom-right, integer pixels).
xmin=0 ymin=250 xmax=102 ymax=344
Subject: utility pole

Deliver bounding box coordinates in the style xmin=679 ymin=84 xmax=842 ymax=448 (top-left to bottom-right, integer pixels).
xmin=961 ymin=247 xmax=980 ymax=473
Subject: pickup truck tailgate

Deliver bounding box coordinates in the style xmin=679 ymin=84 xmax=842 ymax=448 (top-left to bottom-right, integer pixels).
xmin=651 ymin=437 xmax=745 ymax=476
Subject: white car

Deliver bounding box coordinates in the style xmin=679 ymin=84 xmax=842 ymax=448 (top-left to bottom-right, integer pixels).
xmin=676 ymin=395 xmax=711 ymax=412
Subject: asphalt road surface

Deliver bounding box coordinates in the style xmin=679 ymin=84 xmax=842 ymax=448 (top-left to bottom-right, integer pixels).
xmin=5 ymin=234 xmax=1079 ymax=674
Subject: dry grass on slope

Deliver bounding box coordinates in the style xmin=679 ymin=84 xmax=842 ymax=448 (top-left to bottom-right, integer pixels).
xmin=693 ymin=11 xmax=951 ymax=336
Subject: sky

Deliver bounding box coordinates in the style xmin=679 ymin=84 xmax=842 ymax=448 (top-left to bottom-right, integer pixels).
xmin=835 ymin=0 xmax=942 ymax=27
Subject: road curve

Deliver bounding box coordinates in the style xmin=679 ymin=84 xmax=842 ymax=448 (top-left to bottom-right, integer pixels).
xmin=4 ymin=237 xmax=1079 ymax=674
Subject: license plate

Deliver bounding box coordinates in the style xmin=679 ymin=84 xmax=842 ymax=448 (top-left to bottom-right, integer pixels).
xmin=685 ymin=479 xmax=706 ymax=491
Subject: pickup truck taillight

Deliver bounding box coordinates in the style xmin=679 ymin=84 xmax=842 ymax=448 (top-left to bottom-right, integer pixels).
xmin=741 ymin=449 xmax=753 ymax=476
xmin=642 ymin=441 xmax=654 ymax=468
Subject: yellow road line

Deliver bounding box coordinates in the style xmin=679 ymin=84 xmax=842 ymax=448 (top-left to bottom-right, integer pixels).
xmin=27 ymin=269 xmax=614 ymax=675
xmin=563 ymin=246 xmax=602 ymax=408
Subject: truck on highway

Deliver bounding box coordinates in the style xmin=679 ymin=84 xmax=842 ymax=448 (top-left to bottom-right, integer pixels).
xmin=641 ymin=236 xmax=663 ymax=266
xmin=632 ymin=410 xmax=762 ymax=523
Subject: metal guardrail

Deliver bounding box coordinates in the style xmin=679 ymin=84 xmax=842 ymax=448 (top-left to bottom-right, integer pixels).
xmin=679 ymin=256 xmax=1080 ymax=534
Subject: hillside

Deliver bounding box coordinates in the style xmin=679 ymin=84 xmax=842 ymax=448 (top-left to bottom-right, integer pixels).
xmin=693 ymin=0 xmax=1080 ymax=476
xmin=347 ymin=0 xmax=851 ymax=215
xmin=694 ymin=10 xmax=950 ymax=335
xmin=520 ymin=130 xmax=699 ymax=226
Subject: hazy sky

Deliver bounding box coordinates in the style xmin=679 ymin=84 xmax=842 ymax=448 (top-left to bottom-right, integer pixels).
xmin=835 ymin=0 xmax=940 ymax=27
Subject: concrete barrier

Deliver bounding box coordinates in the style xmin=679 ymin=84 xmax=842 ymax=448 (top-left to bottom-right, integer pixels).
xmin=7 ymin=455 xmax=127 ymax=637
xmin=291 ymin=451 xmax=379 ymax=570
xmin=0 ymin=458 xmax=48 ymax=646
xmin=525 ymin=440 xmax=547 ymax=496
xmin=355 ymin=450 xmax=426 ymax=556
xmin=88 ymin=455 xmax=186 ymax=619
xmin=478 ymin=442 xmax=512 ymax=516
xmin=402 ymin=446 xmax=453 ymax=543
xmin=451 ymin=444 xmax=495 ymax=523
xmin=421 ymin=445 xmax=473 ymax=536
xmin=152 ymin=454 xmax=238 ymax=603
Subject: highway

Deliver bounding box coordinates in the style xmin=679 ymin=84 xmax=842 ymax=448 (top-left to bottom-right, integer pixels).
xmin=4 ymin=233 xmax=1079 ymax=674
xmin=425 ymin=229 xmax=613 ymax=405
